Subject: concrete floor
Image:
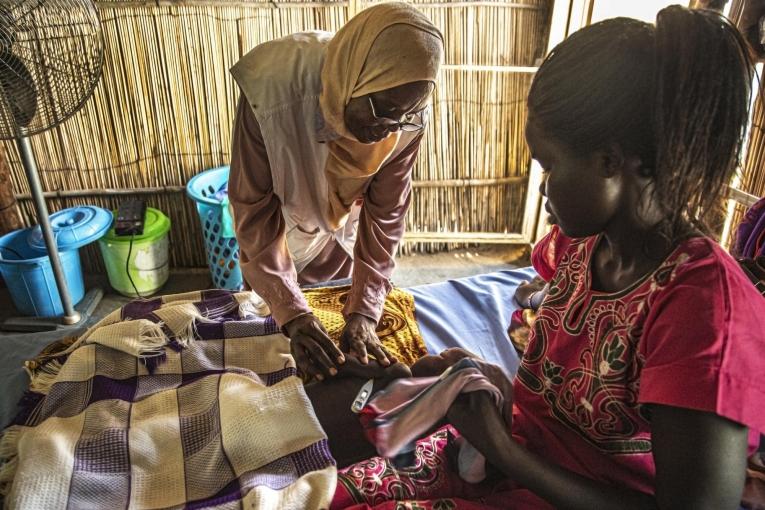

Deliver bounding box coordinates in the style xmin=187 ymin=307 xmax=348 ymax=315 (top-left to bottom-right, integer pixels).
xmin=0 ymin=244 xmax=529 ymax=339
xmin=394 ymin=245 xmax=529 ymax=286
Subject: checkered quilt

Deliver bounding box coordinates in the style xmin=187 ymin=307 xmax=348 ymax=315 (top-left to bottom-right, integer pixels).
xmin=0 ymin=290 xmax=336 ymax=509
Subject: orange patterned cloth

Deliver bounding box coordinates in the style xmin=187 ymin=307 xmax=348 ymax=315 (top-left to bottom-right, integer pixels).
xmin=507 ymin=308 xmax=537 ymax=356
xmin=304 ymin=286 xmax=427 ymax=366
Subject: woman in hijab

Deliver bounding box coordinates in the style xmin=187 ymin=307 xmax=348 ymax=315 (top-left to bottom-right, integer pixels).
xmin=229 ymin=3 xmax=444 ymax=382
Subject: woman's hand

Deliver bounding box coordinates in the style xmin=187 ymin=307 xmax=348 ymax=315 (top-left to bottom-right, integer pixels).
xmin=340 ymin=313 xmax=394 ymax=366
xmin=446 ymin=392 xmax=658 ymax=510
xmin=284 ymin=313 xmax=345 ymax=380
xmin=447 ymin=391 xmax=514 ymax=467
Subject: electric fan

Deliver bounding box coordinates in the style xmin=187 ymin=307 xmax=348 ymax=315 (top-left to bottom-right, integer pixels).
xmin=0 ymin=0 xmax=104 ymax=328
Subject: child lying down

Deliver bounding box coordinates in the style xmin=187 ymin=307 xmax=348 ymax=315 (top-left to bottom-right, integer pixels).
xmin=305 ymin=348 xmax=514 ymax=472
xmin=0 ymin=299 xmax=511 ymax=509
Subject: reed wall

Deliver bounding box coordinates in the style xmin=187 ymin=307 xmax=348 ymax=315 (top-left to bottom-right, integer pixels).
xmin=3 ymin=0 xmax=551 ymax=270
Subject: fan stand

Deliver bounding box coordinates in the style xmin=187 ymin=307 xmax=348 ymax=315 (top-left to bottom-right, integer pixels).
xmin=0 ymin=137 xmax=103 ymax=333
xmin=0 ymin=289 xmax=103 ymax=332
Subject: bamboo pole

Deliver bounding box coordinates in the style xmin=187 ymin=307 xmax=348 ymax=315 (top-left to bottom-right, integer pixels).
xmin=96 ymin=0 xmax=545 ymax=7
xmin=403 ymin=231 xmax=526 ymax=243
xmin=13 ymin=176 xmax=526 ymax=200
xmin=14 ymin=186 xmax=186 ymax=200
xmin=727 ymin=184 xmax=760 ymax=208
xmin=99 ymin=1 xmax=349 ymax=8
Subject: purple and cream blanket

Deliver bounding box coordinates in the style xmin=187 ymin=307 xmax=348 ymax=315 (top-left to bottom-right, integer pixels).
xmin=0 ymin=290 xmax=336 ymax=509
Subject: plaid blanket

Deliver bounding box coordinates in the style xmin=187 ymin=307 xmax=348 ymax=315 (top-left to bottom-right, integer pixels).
xmin=0 ymin=290 xmax=336 ymax=510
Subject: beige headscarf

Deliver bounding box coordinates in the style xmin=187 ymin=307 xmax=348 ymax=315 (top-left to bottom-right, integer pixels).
xmin=320 ymin=2 xmax=444 ymax=229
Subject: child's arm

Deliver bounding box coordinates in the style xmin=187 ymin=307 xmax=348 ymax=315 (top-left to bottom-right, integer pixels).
xmin=513 ymin=276 xmax=548 ymax=311
xmin=447 ymin=392 xmax=748 ymax=510
xmin=509 ymin=278 xmax=547 ymax=355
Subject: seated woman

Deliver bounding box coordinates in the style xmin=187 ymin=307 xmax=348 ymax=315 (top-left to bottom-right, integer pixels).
xmin=335 ymin=7 xmax=765 ymax=510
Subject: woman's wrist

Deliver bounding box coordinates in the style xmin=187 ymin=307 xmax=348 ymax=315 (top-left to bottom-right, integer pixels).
xmin=348 ymin=312 xmax=376 ymax=325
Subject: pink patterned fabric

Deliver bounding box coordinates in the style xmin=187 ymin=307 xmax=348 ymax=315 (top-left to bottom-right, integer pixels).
xmin=359 ymin=359 xmax=504 ymax=461
xmin=331 ymin=427 xmax=551 ymax=510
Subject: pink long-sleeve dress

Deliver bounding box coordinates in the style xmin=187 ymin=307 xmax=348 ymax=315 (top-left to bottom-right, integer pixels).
xmin=229 ymin=97 xmax=423 ymax=329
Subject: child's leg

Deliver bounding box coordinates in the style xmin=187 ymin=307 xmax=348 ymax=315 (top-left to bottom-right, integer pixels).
xmin=305 ymin=359 xmax=411 ymax=467
xmin=307 ymin=352 xmax=510 ymax=469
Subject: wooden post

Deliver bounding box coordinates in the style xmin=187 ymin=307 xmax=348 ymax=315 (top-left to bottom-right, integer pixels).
xmin=0 ymin=145 xmax=23 ymax=236
xmin=522 ymin=0 xmax=593 ymax=244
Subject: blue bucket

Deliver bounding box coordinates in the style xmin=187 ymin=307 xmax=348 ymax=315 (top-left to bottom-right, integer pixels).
xmin=186 ymin=166 xmax=243 ymax=290
xmin=0 ymin=228 xmax=85 ymax=317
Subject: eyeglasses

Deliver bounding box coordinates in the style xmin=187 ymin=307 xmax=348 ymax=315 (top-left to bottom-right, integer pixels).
xmin=368 ymin=96 xmax=429 ymax=132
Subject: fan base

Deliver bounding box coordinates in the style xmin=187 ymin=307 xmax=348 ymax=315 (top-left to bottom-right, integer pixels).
xmin=0 ymin=287 xmax=103 ymax=332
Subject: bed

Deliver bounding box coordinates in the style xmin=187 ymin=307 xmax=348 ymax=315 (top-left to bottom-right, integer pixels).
xmin=0 ymin=267 xmax=535 ymax=431
xmin=1 ymin=265 xmax=761 ymax=509
xmin=0 ymin=268 xmax=533 ymax=509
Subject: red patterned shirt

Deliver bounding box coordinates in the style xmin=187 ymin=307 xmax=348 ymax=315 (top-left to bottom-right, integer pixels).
xmin=512 ymin=226 xmax=765 ymax=496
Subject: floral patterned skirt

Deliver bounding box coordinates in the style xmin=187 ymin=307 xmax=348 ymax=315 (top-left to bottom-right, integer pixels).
xmin=331 ymin=427 xmax=551 ymax=510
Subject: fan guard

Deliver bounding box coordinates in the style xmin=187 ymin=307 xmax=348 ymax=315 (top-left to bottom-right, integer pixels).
xmin=0 ymin=0 xmax=104 ymax=140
